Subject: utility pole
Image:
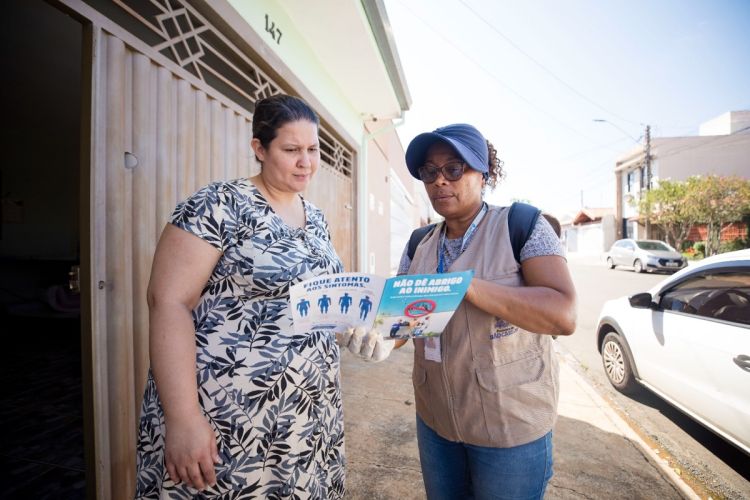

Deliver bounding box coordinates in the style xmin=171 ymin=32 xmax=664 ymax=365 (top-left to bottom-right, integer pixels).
xmin=644 ymin=125 xmax=652 ymax=238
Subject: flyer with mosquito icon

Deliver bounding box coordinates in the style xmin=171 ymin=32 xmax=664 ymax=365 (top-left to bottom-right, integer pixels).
xmin=290 ymin=270 xmax=474 ymax=339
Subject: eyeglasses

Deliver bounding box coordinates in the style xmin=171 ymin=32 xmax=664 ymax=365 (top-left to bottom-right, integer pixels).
xmin=417 ymin=162 xmax=466 ymax=183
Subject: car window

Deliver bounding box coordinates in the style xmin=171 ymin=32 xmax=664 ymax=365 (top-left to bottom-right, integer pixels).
xmin=660 ymin=272 xmax=750 ymax=325
xmin=636 ymin=241 xmax=670 ymax=251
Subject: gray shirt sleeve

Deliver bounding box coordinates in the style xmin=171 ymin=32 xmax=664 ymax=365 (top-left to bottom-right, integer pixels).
xmin=520 ymin=216 xmax=565 ymax=261
xmin=398 ymin=214 xmax=564 ymax=275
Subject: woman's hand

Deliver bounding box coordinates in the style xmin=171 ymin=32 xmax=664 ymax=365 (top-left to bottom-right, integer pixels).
xmin=336 ymin=327 xmax=395 ymax=362
xmin=164 ymin=411 xmax=221 ymax=491
xmin=464 ymin=279 xmax=478 ymax=304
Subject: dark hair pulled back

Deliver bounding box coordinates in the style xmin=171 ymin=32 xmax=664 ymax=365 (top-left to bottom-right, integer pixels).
xmin=252 ymin=94 xmax=319 ymax=150
xmin=484 ymin=140 xmax=505 ymax=190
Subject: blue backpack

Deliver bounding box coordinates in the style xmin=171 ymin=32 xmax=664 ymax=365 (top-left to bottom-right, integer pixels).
xmin=406 ymin=202 xmax=541 ymax=264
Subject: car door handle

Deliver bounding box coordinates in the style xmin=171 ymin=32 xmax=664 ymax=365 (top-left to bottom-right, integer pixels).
xmin=733 ymin=354 xmax=750 ymax=372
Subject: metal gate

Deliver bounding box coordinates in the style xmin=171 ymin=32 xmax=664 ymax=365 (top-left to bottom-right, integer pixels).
xmin=64 ymin=0 xmax=355 ymax=496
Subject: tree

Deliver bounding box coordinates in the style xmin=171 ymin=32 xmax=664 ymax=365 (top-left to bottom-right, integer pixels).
xmin=686 ymin=175 xmax=750 ymax=256
xmin=636 ymin=179 xmax=697 ymax=250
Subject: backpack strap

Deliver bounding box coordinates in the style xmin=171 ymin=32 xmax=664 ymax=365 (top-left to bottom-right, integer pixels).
xmin=406 ymin=202 xmax=540 ymax=264
xmin=508 ymin=202 xmax=541 ymax=264
xmin=407 ymin=223 xmax=436 ymax=260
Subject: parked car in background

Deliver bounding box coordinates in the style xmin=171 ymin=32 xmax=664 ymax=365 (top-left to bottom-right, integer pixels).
xmin=606 ymin=238 xmax=686 ymax=273
xmin=596 ymin=249 xmax=750 ymax=454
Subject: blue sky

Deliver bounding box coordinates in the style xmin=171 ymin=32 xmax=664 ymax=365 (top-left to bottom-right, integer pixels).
xmin=382 ymin=0 xmax=750 ymax=217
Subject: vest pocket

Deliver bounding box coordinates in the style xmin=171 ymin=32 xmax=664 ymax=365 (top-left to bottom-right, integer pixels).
xmin=412 ymin=363 xmax=436 ymax=428
xmin=475 ymin=352 xmax=544 ymax=391
xmin=474 ymin=353 xmax=554 ymax=445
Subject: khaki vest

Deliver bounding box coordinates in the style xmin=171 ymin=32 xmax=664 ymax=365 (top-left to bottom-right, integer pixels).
xmin=408 ymin=205 xmax=559 ymax=447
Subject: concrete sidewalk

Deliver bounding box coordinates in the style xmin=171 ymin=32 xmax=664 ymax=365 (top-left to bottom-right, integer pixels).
xmin=340 ymin=340 xmax=699 ymax=499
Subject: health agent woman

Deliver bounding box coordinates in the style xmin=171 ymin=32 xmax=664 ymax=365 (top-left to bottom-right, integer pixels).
xmin=397 ymin=123 xmax=577 ymax=500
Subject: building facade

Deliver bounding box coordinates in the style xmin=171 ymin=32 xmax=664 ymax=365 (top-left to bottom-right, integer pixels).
xmin=614 ymin=111 xmax=750 ymax=240
xmin=2 ymin=0 xmax=422 ymax=497
xmin=560 ymin=208 xmax=616 ymax=255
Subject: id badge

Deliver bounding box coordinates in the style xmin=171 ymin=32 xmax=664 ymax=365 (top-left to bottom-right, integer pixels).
xmin=424 ymin=336 xmax=442 ymax=362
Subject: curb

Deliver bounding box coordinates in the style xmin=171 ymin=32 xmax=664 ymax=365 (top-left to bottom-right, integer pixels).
xmin=556 ymin=350 xmax=701 ymax=500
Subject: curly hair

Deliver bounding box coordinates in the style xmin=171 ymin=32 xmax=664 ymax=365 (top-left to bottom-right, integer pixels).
xmin=484 ymin=140 xmax=505 ymax=190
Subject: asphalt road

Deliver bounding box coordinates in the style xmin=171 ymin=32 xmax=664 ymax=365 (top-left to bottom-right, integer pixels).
xmin=557 ymin=253 xmax=750 ymax=500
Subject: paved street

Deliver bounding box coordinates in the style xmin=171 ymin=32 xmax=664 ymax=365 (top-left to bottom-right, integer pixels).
xmin=339 ymin=253 xmax=749 ymax=499
xmin=558 ymin=253 xmax=750 ymax=500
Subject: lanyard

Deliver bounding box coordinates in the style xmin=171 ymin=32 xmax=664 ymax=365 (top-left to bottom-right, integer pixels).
xmin=437 ymin=202 xmax=488 ymax=273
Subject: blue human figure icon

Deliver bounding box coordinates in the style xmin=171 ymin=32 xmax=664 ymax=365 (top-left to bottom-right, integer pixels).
xmin=296 ymin=297 xmax=311 ymax=317
xmin=359 ymin=295 xmax=373 ymax=320
xmin=318 ymin=294 xmax=332 ymax=314
xmin=339 ymin=293 xmax=353 ymax=314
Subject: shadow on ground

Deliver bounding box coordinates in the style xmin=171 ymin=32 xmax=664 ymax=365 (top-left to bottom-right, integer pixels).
xmin=341 ymin=342 xmax=687 ymax=500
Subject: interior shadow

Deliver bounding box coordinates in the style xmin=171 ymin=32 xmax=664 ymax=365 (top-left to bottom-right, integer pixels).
xmin=0 ymin=305 xmax=85 ymax=499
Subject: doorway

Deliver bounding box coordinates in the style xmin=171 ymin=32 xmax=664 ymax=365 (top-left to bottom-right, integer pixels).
xmin=1 ymin=1 xmax=86 ymax=497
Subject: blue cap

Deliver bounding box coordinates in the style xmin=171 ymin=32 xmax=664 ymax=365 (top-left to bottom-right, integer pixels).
xmin=405 ymin=123 xmax=489 ymax=180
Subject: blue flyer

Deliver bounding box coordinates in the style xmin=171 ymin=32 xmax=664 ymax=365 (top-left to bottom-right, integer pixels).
xmin=290 ymin=270 xmax=474 ymax=339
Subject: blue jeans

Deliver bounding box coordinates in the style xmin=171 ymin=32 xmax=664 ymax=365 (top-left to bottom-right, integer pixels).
xmin=416 ymin=416 xmax=553 ymax=500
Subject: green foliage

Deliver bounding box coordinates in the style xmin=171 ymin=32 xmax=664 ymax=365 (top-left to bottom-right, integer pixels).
xmin=637 ymin=178 xmax=697 ymax=250
xmin=693 ymin=241 xmax=706 ymax=255
xmin=719 ymin=238 xmax=748 ymax=253
xmin=681 ymin=244 xmax=701 ymax=260
xmin=685 ymin=175 xmax=750 ymax=256
xmin=640 ymin=175 xmax=750 ymax=257
xmin=680 ymin=239 xmax=694 ymax=251
xmin=510 ymin=197 xmax=531 ymax=205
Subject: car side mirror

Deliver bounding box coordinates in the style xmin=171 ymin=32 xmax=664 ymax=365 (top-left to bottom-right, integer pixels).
xmin=629 ymin=292 xmax=655 ymax=309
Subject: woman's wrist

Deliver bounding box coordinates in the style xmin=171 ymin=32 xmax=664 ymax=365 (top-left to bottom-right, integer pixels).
xmin=464 ymin=278 xmax=481 ymax=304
xmin=162 ymin=399 xmax=203 ymax=425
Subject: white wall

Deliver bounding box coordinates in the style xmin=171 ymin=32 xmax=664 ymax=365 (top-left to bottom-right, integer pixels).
xmin=228 ymin=0 xmax=363 ymax=139
xmin=654 ymin=134 xmax=750 ymax=181
xmin=601 ymin=215 xmax=617 ymax=251
xmin=389 ymin=171 xmax=415 ymax=274
xmin=576 ymin=224 xmax=604 ymax=255
xmin=699 ymin=111 xmax=750 ymax=136
xmin=566 ymin=215 xmax=617 ymax=255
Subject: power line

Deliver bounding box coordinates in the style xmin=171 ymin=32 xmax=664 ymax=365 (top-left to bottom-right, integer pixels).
xmin=458 ymin=0 xmax=640 ymax=127
xmin=554 ymin=136 xmax=633 ymax=164
xmin=392 ymin=0 xmax=603 ymax=145
xmin=652 ymin=125 xmax=750 ymax=161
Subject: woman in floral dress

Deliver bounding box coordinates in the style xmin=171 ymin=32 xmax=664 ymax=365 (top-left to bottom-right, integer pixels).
xmin=135 ymin=95 xmax=345 ymax=499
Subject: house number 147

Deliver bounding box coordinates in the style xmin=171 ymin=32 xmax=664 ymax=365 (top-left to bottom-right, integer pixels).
xmin=265 ymin=14 xmax=282 ymax=44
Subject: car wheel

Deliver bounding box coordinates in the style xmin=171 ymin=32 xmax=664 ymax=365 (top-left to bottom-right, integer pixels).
xmin=633 ymin=259 xmax=644 ymax=273
xmin=601 ymin=332 xmax=639 ymax=394
xmin=606 ymin=257 xmax=615 ymax=269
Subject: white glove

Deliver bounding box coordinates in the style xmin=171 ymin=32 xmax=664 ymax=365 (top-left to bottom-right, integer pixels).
xmin=336 ymin=326 xmax=395 ymax=362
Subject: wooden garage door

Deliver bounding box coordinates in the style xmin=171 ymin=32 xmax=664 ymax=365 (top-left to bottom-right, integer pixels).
xmin=79 ymin=2 xmax=354 ymax=496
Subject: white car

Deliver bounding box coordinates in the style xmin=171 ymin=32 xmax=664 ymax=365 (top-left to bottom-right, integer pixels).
xmin=596 ymin=249 xmax=750 ymax=454
xmin=606 ymin=238 xmax=687 ymax=273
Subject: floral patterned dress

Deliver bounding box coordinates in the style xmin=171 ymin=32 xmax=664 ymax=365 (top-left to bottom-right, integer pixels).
xmin=136 ymin=178 xmax=345 ymax=499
